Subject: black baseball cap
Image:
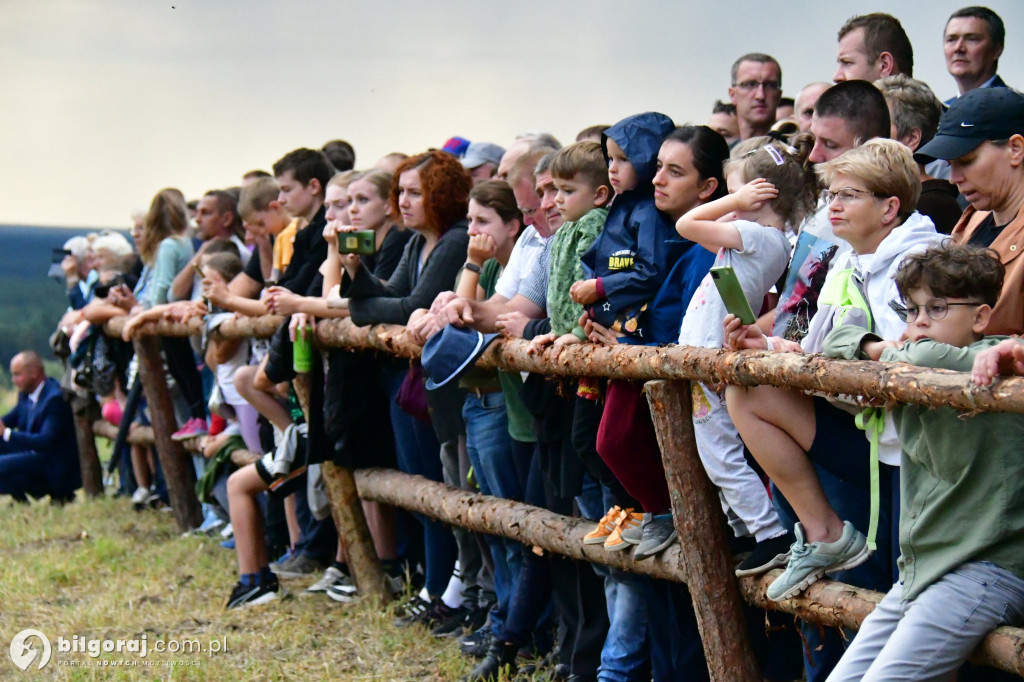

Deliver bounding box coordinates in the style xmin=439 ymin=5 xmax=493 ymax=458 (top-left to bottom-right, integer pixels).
xmin=915 ymin=87 xmax=1024 ymax=163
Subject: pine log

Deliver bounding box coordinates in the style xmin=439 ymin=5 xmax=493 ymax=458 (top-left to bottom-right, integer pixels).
xmin=104 ymin=316 xmax=1024 ymax=413
xmin=291 ymin=374 xmax=388 ymax=603
xmin=740 ymin=571 xmax=1024 ymax=674
xmin=645 ymin=380 xmax=760 ymax=681
xmin=84 ymin=419 xmax=1024 ymax=677
xmin=132 ymin=336 xmax=202 ymax=531
xmin=72 ymin=396 xmax=104 ymax=498
xmin=353 ymin=468 xmax=691 ymax=583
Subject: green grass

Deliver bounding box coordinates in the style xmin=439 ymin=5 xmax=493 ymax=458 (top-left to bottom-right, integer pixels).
xmin=0 ymin=495 xmax=548 ymax=681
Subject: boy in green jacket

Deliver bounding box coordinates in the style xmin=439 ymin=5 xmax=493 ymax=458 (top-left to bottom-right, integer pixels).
xmin=822 ymin=243 xmax=1024 ymax=680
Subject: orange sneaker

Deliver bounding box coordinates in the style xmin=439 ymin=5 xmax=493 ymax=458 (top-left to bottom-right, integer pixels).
xmin=604 ymin=509 xmax=643 ymax=551
xmin=583 ymin=505 xmax=623 ymax=546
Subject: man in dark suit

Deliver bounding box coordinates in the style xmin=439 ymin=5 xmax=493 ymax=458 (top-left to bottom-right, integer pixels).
xmin=0 ymin=351 xmax=80 ymax=502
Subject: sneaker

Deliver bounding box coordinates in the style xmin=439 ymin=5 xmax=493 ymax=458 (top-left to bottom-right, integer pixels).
xmin=734 ymin=531 xmax=794 ymax=577
xmin=225 ymin=578 xmax=279 ymax=609
xmin=171 ymin=417 xmax=209 ymax=442
xmin=603 ymin=509 xmax=643 ymax=551
xmin=268 ymin=549 xmax=293 ymax=572
xmin=459 ymin=626 xmax=494 ymax=659
xmin=130 ymin=485 xmax=150 ymax=511
xmin=326 ymin=581 xmax=360 ymax=604
xmin=582 ymin=505 xmax=623 ymax=545
xmin=393 ymin=594 xmax=431 ymax=626
xmin=220 ymin=537 xmax=236 ymax=549
xmin=619 ymin=512 xmax=647 ymax=545
xmin=271 ymin=553 xmax=325 ymax=579
xmin=396 ymin=597 xmax=454 ymax=629
xmin=431 ymin=602 xmax=470 ymax=637
xmin=634 ymin=513 xmax=678 ymax=560
xmin=305 ymin=566 xmax=351 ymax=595
xmin=766 ymin=521 xmax=871 ymax=602
xmin=198 ymin=515 xmax=226 ymax=536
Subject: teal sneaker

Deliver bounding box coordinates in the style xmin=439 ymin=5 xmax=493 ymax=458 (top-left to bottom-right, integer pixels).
xmin=766 ymin=521 xmax=870 ymax=602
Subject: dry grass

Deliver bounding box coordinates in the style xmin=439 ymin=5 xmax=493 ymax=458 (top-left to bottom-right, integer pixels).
xmin=0 ymin=495 xmax=539 ymax=681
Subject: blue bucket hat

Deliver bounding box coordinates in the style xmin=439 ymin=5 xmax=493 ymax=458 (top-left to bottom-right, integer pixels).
xmin=421 ymin=325 xmax=499 ymax=390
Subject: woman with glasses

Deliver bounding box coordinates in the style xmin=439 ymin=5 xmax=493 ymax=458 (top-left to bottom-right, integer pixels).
xmin=722 ymin=140 xmax=941 ymax=605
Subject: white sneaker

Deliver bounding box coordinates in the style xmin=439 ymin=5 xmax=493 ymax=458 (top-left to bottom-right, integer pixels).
xmin=305 ymin=566 xmax=351 ymax=595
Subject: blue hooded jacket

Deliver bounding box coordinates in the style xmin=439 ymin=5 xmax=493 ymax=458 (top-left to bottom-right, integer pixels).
xmin=580 ymin=112 xmax=680 ymax=339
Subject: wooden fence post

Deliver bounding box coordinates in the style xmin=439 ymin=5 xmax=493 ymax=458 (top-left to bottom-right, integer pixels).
xmin=292 ymin=374 xmax=388 ymax=603
xmin=133 ymin=336 xmax=202 ymax=532
xmin=645 ymin=379 xmax=760 ymax=682
xmin=72 ymin=395 xmax=105 ymax=497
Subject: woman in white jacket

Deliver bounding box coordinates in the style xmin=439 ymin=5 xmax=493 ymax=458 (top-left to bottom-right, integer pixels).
xmin=723 ymin=140 xmax=942 ymax=602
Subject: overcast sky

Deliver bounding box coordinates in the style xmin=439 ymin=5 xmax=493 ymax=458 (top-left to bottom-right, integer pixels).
xmin=2 ymin=0 xmax=1022 ymax=229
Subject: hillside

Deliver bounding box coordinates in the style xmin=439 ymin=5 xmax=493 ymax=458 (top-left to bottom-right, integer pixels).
xmin=0 ymin=224 xmax=121 ymax=381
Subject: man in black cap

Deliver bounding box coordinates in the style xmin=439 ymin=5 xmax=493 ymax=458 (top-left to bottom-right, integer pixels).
xmin=917 ymin=87 xmax=1024 ymax=335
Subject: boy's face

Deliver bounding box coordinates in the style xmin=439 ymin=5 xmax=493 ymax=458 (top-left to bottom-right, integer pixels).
xmin=606 ymin=138 xmax=638 ymax=196
xmin=243 ymin=205 xmax=288 ymax=243
xmin=276 ymin=170 xmax=318 ymax=221
xmin=901 ymin=286 xmax=989 ymax=347
xmin=554 ymin=174 xmax=605 ymax=223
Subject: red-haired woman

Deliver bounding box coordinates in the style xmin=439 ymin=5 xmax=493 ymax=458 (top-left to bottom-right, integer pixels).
xmin=342 ymin=150 xmax=472 ymax=616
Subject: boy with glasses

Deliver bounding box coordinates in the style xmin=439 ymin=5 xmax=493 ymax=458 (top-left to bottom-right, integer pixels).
xmin=823 ymin=243 xmax=1024 ymax=679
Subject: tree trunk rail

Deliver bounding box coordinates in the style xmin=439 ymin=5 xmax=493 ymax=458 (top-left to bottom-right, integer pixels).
xmin=90 ymin=314 xmax=1024 ymax=678
xmin=104 ymin=315 xmax=1024 ymax=414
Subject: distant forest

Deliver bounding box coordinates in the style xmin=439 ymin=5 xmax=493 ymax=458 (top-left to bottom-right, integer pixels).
xmin=0 ymin=225 xmax=120 ymax=388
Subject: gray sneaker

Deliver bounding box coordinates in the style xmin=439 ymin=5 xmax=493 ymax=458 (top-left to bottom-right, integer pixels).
xmin=766 ymin=521 xmax=871 ymax=602
xmin=619 ymin=512 xmax=647 ymax=546
xmin=271 ymin=553 xmax=325 ymax=580
xmin=634 ymin=513 xmax=677 ymax=560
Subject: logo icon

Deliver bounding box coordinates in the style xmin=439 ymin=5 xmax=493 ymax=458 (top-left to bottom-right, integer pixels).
xmin=961 ymin=122 xmax=975 ymax=127
xmin=9 ymin=630 xmax=51 ymax=671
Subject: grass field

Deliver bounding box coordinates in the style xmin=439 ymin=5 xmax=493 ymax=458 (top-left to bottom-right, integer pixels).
xmin=0 ymin=494 xmax=539 ymax=681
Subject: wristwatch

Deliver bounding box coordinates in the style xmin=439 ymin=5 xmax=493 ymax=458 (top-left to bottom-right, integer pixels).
xmin=462 ymin=263 xmax=482 ymax=275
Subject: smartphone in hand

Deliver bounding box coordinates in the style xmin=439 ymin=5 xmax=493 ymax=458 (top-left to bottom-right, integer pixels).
xmin=710 ymin=266 xmax=755 ymax=325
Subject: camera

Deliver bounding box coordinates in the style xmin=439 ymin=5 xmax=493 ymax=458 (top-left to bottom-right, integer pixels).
xmin=94 ymin=274 xmax=127 ymax=299
xmin=337 ymin=229 xmax=376 ymax=255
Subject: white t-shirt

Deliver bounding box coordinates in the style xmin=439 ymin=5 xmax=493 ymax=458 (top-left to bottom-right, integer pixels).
xmin=678 ymin=220 xmax=791 ymax=348
xmin=494 ymin=226 xmax=549 ymax=300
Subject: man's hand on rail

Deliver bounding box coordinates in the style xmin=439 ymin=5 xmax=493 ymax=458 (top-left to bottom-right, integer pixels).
xmin=495 ymin=311 xmax=529 ymax=338
xmin=440 ymin=298 xmax=474 ymax=328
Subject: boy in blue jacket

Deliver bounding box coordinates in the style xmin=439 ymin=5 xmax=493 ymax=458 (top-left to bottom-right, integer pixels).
xmin=571 ymin=112 xmax=679 ymax=342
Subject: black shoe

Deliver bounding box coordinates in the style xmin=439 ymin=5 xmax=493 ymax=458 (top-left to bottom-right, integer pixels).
xmin=461 ymin=640 xmax=518 ymax=682
xmin=225 ymin=578 xmax=279 ymax=609
xmin=459 ymin=626 xmax=494 ymax=659
xmin=431 ymin=602 xmax=469 ymax=637
xmin=734 ymin=531 xmax=795 ymax=576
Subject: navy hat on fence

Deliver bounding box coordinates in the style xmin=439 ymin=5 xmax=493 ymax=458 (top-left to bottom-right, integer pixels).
xmin=421 ymin=324 xmax=499 ymax=390
xmin=915 ymin=88 xmax=1024 ymax=163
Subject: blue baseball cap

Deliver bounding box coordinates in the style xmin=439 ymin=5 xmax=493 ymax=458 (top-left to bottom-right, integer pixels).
xmin=915 ymin=88 xmax=1024 ymax=163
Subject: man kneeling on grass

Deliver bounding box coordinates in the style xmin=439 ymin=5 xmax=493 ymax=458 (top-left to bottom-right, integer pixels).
xmin=821 ymin=243 xmax=1024 ymax=680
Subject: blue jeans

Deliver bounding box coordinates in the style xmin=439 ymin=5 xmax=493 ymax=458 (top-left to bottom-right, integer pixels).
xmin=383 ymin=364 xmax=456 ymax=596
xmin=464 ymin=391 xmax=521 ymax=629
xmin=828 ymin=562 xmax=1024 ymax=681
xmin=599 ymin=568 xmax=653 ymax=682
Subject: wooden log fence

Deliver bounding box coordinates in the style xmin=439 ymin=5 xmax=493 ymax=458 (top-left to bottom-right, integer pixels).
xmin=88 ymin=315 xmax=1024 ymax=679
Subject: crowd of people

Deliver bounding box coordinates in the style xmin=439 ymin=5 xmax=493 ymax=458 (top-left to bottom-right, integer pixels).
xmin=13 ymin=5 xmax=1024 ymax=680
